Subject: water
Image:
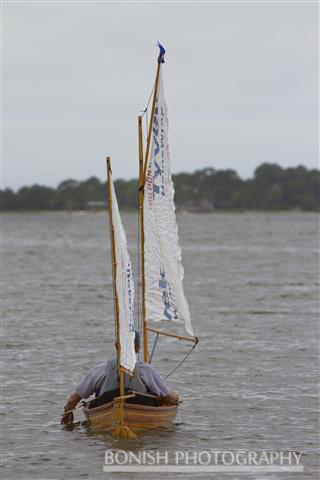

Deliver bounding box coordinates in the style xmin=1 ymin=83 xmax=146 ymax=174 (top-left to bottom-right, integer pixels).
xmin=3 ymin=212 xmax=319 ymax=479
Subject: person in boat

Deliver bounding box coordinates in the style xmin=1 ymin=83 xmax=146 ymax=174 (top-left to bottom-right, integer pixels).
xmin=61 ymin=331 xmax=179 ymax=425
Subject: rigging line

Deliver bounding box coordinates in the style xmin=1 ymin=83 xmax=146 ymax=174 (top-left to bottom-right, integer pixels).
xmin=137 ymin=88 xmax=153 ymax=354
xmin=124 ymin=399 xmax=131 ymax=431
xmin=137 ymin=185 xmax=140 ymax=360
xmin=140 ymin=103 xmax=148 ymax=148
xmin=141 ymin=84 xmax=155 ymax=119
xmin=161 ymin=343 xmax=197 ymax=381
xmin=149 ymin=333 xmax=160 ymax=364
xmin=145 ymin=110 xmax=149 ymax=144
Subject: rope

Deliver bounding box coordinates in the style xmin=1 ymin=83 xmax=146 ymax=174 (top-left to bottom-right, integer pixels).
xmin=136 ymin=82 xmax=155 ymax=354
xmin=141 ymin=84 xmax=155 ymax=118
xmin=145 ymin=110 xmax=148 ymax=142
xmin=137 ymin=186 xmax=140 ymax=360
xmin=141 ymin=82 xmax=154 ymax=155
xmin=162 ymin=343 xmax=197 ymax=381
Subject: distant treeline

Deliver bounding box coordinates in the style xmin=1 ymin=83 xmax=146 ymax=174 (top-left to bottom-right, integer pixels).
xmin=1 ymin=163 xmax=319 ymax=212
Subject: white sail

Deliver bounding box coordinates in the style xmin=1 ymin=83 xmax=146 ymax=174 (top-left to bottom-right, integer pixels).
xmin=143 ymin=69 xmax=194 ymax=337
xmin=110 ymin=178 xmax=136 ymax=372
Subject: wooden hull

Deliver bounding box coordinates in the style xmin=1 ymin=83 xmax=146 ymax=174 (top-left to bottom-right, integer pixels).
xmin=83 ymin=401 xmax=178 ymax=432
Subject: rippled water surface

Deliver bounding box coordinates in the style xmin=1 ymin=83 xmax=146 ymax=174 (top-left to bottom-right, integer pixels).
xmin=3 ymin=212 xmax=319 ymax=479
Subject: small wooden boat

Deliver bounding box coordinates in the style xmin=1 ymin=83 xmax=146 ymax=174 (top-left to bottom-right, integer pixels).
xmin=84 ymin=43 xmax=197 ymax=437
xmin=83 ymin=401 xmax=177 ymax=432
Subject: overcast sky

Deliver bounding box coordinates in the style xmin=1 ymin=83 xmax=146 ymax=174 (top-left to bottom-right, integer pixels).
xmin=3 ymin=1 xmax=318 ymax=190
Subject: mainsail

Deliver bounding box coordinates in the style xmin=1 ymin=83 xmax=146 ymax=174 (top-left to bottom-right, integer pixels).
xmin=143 ymin=69 xmax=194 ymax=337
xmin=109 ymin=168 xmax=136 ymax=372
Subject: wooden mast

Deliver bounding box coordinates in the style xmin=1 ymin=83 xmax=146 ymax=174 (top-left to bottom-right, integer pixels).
xmin=139 ymin=52 xmax=162 ymax=363
xmin=106 ymin=156 xmax=136 ymax=439
xmin=106 ymin=157 xmax=122 ymax=383
xmin=138 ymin=116 xmax=148 ymax=362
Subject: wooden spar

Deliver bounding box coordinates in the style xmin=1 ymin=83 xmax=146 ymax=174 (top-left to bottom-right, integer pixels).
xmin=106 ymin=157 xmax=122 ymax=380
xmin=106 ymin=157 xmax=136 ymax=438
xmin=131 ymin=390 xmax=161 ymax=401
xmin=146 ymin=327 xmax=199 ymax=344
xmin=140 ymin=60 xmax=161 ymax=189
xmin=138 ymin=115 xmax=148 ymax=362
xmin=138 ymin=56 xmax=161 ymax=362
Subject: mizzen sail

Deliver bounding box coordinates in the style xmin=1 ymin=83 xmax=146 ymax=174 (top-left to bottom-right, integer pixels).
xmin=143 ymin=69 xmax=194 ymax=337
xmin=109 ymin=167 xmax=136 ymax=372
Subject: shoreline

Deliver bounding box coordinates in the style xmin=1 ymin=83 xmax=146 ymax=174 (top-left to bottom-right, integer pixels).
xmin=1 ymin=209 xmax=319 ymax=214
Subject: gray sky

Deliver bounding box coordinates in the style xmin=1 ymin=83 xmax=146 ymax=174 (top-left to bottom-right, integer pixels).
xmin=3 ymin=1 xmax=318 ymax=190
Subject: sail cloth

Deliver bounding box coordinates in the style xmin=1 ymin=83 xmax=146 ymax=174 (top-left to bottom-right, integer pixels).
xmin=143 ymin=69 xmax=194 ymax=337
xmin=110 ymin=177 xmax=136 ymax=372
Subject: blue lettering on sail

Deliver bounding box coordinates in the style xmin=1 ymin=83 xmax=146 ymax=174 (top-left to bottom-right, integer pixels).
xmin=126 ymin=262 xmax=134 ymax=331
xmin=160 ymin=106 xmax=165 ymax=196
xmin=152 ymin=99 xmax=165 ymax=197
xmin=153 ymin=108 xmax=160 ymax=156
xmin=158 ymin=268 xmax=178 ymax=321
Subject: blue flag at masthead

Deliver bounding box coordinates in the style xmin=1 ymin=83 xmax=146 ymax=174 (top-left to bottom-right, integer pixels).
xmin=157 ymin=42 xmax=165 ymax=63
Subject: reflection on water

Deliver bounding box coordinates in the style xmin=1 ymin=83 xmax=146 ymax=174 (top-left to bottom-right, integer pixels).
xmin=3 ymin=212 xmax=319 ymax=479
